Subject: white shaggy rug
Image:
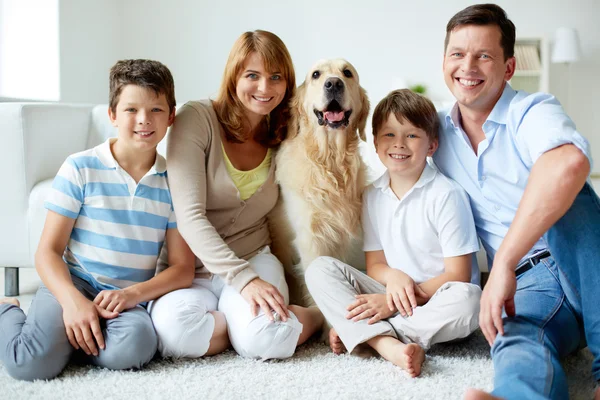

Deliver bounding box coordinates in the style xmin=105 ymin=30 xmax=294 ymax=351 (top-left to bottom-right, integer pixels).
xmin=0 ymin=330 xmax=595 ymax=400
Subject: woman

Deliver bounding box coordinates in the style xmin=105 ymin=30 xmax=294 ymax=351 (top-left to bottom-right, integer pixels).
xmin=150 ymin=30 xmax=324 ymax=360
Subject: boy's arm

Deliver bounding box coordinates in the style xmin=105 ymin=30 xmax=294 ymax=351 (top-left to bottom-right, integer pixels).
xmin=365 ymin=250 xmax=427 ymax=315
xmin=94 ymin=228 xmax=196 ymax=312
xmin=365 ymin=250 xmax=399 ymax=286
xmin=35 ymin=211 xmax=117 ymax=356
xmin=420 ymin=184 xmax=480 ymax=299
xmin=417 ymin=254 xmax=473 ymax=298
xmin=35 ymin=211 xmax=86 ymax=306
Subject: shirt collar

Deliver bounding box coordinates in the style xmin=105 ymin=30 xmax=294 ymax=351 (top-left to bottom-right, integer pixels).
xmin=445 ymin=103 xmax=461 ymax=130
xmin=372 ymin=161 xmax=437 ymax=195
xmin=96 ymin=138 xmax=166 ymax=174
xmin=486 ymin=83 xmax=516 ymax=125
xmin=445 ymin=82 xmax=517 ymax=128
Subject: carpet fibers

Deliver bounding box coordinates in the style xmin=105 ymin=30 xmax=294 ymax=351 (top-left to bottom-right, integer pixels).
xmin=1 ymin=331 xmax=595 ymax=400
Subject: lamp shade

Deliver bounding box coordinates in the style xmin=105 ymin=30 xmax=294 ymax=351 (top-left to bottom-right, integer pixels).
xmin=552 ymin=27 xmax=581 ymax=63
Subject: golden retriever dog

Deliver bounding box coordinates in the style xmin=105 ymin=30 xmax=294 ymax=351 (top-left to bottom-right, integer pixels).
xmin=270 ymin=59 xmax=370 ymax=305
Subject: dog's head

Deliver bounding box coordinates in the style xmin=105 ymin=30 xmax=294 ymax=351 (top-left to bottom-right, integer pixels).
xmin=290 ymin=59 xmax=369 ymax=141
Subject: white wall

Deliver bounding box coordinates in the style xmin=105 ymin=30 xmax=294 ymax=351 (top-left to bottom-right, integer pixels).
xmin=57 ymin=0 xmax=600 ymax=172
xmin=59 ymin=0 xmax=123 ymax=103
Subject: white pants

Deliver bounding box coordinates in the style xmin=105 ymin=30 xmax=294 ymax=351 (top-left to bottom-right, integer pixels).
xmin=149 ymin=247 xmax=303 ymax=360
xmin=306 ymin=256 xmax=481 ymax=352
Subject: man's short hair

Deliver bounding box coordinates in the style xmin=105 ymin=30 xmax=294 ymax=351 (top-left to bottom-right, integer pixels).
xmin=372 ymin=89 xmax=439 ymax=142
xmin=109 ymin=59 xmax=176 ymax=113
xmin=444 ymin=3 xmax=516 ymax=60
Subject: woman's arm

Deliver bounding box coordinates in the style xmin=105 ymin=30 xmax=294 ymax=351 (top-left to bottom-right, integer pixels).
xmin=167 ymin=103 xmax=288 ymax=318
xmin=167 ymin=103 xmax=259 ymax=292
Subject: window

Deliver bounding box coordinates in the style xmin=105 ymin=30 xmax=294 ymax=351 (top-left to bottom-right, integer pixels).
xmin=0 ymin=0 xmax=59 ymax=100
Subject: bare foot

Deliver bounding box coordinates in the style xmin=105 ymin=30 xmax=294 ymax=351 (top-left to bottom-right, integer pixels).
xmin=0 ymin=298 xmax=20 ymax=307
xmin=329 ymin=328 xmax=346 ymax=355
xmin=594 ymin=385 xmax=599 ymax=400
xmin=464 ymin=388 xmax=501 ymax=400
xmin=390 ymin=343 xmax=425 ymax=378
xmin=367 ymin=336 xmax=425 ymax=377
xmin=289 ymin=305 xmax=325 ymax=346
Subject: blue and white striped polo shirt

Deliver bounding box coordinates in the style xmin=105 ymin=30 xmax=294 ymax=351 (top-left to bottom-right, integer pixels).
xmin=44 ymin=138 xmax=177 ymax=291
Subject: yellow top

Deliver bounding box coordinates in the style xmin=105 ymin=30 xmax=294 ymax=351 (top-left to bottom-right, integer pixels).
xmin=222 ymin=143 xmax=272 ymax=200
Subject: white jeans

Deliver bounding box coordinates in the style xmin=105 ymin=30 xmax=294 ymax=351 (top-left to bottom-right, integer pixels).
xmin=149 ymin=247 xmax=303 ymax=360
xmin=306 ymin=256 xmax=481 ymax=352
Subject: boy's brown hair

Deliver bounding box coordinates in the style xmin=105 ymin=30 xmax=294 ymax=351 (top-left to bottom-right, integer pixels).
xmin=444 ymin=3 xmax=516 ymax=60
xmin=109 ymin=59 xmax=176 ymax=113
xmin=372 ymin=89 xmax=439 ymax=142
xmin=213 ymin=30 xmax=296 ymax=148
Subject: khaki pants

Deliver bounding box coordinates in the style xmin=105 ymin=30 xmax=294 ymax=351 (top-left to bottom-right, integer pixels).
xmin=305 ymin=256 xmax=481 ymax=352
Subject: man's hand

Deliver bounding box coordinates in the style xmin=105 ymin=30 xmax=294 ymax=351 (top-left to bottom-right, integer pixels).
xmin=329 ymin=327 xmax=346 ymax=355
xmin=93 ymin=288 xmax=140 ymax=313
xmin=63 ymin=296 xmax=118 ymax=356
xmin=346 ymin=294 xmax=395 ymax=324
xmin=241 ymin=278 xmax=289 ymax=322
xmin=385 ymin=269 xmax=428 ymax=317
xmin=479 ymin=264 xmax=517 ymax=346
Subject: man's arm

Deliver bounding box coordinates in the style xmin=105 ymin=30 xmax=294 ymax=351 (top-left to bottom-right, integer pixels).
xmin=480 ymin=144 xmax=590 ymax=345
xmin=495 ymin=144 xmax=589 ymax=268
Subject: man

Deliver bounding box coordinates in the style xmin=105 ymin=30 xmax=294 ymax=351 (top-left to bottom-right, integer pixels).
xmin=434 ymin=4 xmax=599 ymax=399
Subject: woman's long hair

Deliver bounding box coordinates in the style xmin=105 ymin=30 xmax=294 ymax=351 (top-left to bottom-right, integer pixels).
xmin=213 ymin=30 xmax=296 ymax=147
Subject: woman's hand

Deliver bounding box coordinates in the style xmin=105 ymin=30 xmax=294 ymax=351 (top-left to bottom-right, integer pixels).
xmin=241 ymin=278 xmax=289 ymax=322
xmin=385 ymin=269 xmax=428 ymax=317
xmin=93 ymin=287 xmax=140 ymax=313
xmin=346 ymin=293 xmax=395 ymax=324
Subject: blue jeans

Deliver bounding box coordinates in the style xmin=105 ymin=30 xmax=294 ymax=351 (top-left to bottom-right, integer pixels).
xmin=491 ymin=183 xmax=600 ymax=399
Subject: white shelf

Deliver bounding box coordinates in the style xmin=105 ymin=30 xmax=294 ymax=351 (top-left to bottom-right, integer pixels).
xmin=510 ymin=37 xmax=549 ymax=93
xmin=513 ymin=70 xmax=542 ymax=77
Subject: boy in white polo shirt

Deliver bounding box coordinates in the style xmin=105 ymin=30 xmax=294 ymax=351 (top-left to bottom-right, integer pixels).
xmin=0 ymin=59 xmax=195 ymax=381
xmin=306 ymin=89 xmax=482 ymax=377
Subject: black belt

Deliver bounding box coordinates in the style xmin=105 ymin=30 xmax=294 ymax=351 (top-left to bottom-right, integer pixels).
xmin=515 ymin=250 xmax=551 ymax=277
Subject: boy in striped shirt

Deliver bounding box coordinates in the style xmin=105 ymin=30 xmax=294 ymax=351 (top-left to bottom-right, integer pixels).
xmin=0 ymin=59 xmax=195 ymax=380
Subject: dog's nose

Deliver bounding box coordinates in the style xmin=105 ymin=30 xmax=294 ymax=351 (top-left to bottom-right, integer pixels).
xmin=324 ymin=77 xmax=344 ymax=93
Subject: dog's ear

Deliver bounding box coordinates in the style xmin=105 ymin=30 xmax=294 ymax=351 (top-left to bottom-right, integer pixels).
xmin=286 ymin=82 xmax=306 ymax=141
xmin=356 ymin=86 xmax=370 ymax=142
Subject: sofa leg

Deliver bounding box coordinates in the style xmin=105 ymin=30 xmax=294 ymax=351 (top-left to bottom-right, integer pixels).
xmin=5 ymin=267 xmax=19 ymax=297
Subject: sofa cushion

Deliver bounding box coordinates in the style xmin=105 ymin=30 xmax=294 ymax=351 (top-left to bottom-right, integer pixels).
xmin=28 ymin=179 xmax=53 ymax=265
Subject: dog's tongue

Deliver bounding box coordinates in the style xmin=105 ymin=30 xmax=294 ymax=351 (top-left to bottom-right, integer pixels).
xmin=324 ymin=111 xmax=344 ymax=122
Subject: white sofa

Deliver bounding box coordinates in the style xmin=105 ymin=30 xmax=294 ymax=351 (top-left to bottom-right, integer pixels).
xmin=0 ymin=102 xmax=489 ymax=297
xmin=0 ymin=103 xmax=169 ymax=296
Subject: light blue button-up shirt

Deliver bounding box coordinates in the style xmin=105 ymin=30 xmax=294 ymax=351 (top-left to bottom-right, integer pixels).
xmin=433 ymin=83 xmax=592 ymax=267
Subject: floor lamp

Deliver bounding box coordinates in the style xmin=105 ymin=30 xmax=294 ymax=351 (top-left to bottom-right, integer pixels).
xmin=551 ymin=27 xmax=581 ymax=114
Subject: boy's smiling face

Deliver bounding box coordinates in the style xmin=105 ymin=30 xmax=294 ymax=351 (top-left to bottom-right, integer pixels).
xmin=375 ymin=113 xmax=438 ymax=180
xmin=108 ymin=84 xmax=174 ymax=154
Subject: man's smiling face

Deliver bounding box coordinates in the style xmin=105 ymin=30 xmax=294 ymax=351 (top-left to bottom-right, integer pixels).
xmin=443 ymin=24 xmax=516 ymax=117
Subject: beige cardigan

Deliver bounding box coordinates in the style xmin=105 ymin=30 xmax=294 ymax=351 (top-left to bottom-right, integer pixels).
xmin=159 ymin=100 xmax=279 ymax=292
